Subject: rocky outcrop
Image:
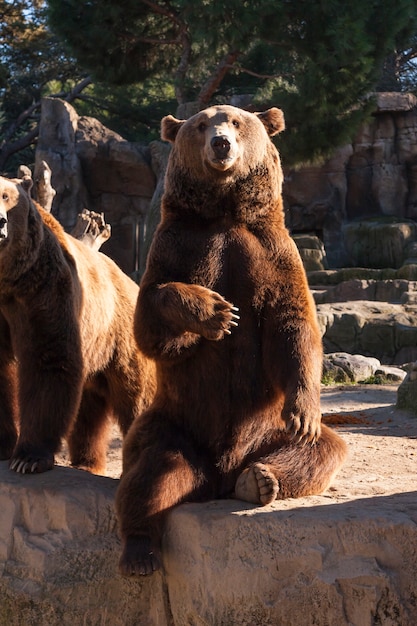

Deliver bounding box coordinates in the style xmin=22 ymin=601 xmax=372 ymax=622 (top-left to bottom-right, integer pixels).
xmin=32 ymin=92 xmax=417 ymax=277
xmin=35 ymin=98 xmax=156 ymax=275
xmin=284 ymin=92 xmax=417 ymax=268
xmin=317 ymin=300 xmax=417 ymax=364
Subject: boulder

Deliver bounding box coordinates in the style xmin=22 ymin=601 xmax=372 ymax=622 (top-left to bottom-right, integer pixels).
xmin=322 ymin=353 xmax=406 ymax=384
xmin=397 ymin=362 xmax=417 ymax=414
xmin=342 ymin=220 xmax=417 ymax=269
xmin=292 ymin=234 xmax=328 ymax=271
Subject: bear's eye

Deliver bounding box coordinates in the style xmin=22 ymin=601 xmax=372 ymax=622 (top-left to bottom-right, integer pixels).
xmin=2 ymin=193 xmax=8 ymax=201
xmin=198 ymin=122 xmax=207 ymax=132
xmin=232 ymin=120 xmax=240 ymax=128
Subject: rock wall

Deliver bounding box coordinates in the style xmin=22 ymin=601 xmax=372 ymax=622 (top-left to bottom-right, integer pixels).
xmin=283 ymin=93 xmax=417 ymax=268
xmin=33 ymin=93 xmax=417 ymax=276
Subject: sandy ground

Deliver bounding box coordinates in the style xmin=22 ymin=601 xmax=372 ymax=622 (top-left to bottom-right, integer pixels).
xmin=56 ymin=384 xmax=417 ymax=499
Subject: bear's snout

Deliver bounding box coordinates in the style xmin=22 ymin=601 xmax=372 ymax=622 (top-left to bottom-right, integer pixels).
xmin=210 ymin=135 xmax=231 ymax=159
xmin=0 ymin=214 xmax=8 ymax=240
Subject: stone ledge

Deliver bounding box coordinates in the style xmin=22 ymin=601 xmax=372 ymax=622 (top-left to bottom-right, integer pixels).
xmin=1 ymin=386 xmax=417 ymax=625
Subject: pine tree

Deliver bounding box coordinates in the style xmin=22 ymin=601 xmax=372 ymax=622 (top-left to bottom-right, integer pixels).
xmin=47 ymin=0 xmax=417 ymax=163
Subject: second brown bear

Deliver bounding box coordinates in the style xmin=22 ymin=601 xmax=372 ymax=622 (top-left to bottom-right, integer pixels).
xmin=116 ymin=105 xmax=347 ymax=576
xmin=0 ymin=175 xmax=156 ymax=475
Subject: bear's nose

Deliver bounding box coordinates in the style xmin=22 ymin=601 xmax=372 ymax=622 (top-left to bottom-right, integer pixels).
xmin=211 ymin=135 xmax=231 ymax=159
xmin=0 ymin=216 xmax=7 ymax=239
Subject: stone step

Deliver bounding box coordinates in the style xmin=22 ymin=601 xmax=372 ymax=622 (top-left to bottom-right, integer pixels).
xmin=310 ymin=278 xmax=417 ymax=305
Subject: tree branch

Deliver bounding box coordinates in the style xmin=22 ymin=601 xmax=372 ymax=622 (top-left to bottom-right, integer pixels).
xmin=229 ymin=65 xmax=286 ymax=80
xmin=197 ymin=50 xmax=241 ymax=107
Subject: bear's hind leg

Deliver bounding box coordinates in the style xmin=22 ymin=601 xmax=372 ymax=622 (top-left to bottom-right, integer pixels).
xmin=235 ymin=424 xmax=347 ymax=504
xmin=0 ymin=361 xmax=18 ymax=460
xmin=68 ymin=388 xmax=110 ymax=475
xmin=116 ymin=418 xmax=210 ymax=576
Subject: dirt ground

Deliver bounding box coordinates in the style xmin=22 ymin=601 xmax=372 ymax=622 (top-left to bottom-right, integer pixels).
xmin=56 ymin=384 xmax=417 ymax=499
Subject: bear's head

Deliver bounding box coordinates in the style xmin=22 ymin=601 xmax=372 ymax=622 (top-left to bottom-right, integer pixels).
xmin=161 ymin=105 xmax=285 ymax=222
xmin=0 ymin=175 xmax=33 ymax=243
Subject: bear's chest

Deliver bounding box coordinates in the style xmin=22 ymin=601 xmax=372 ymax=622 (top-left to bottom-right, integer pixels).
xmin=187 ymin=226 xmax=272 ymax=294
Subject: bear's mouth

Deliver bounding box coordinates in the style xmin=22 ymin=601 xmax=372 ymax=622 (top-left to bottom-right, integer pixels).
xmin=209 ymin=156 xmax=236 ymax=171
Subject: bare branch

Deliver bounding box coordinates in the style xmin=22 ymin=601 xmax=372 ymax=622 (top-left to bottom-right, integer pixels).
xmin=0 ymin=101 xmax=40 ymax=148
xmin=65 ymin=76 xmax=93 ymax=102
xmin=0 ymin=126 xmax=39 ymax=172
xmin=229 ymin=65 xmax=286 ymax=80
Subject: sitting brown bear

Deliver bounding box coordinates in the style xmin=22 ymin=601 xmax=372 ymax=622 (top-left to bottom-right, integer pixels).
xmin=0 ymin=175 xmax=155 ymax=475
xmin=116 ymin=105 xmax=347 ymax=576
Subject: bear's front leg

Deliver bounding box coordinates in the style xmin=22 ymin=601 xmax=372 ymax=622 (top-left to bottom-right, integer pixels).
xmin=263 ymin=293 xmax=323 ymax=444
xmin=9 ymin=315 xmax=84 ymax=474
xmin=135 ymin=281 xmax=239 ymax=359
xmin=281 ymin=383 xmax=323 ymax=444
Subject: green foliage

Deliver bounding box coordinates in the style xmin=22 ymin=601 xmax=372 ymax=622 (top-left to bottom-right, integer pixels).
xmin=47 ymin=0 xmax=181 ymax=85
xmin=0 ymin=0 xmax=87 ymax=172
xmin=74 ymin=79 xmax=178 ymax=143
xmin=251 ymin=0 xmax=417 ymax=164
xmin=3 ymin=0 xmax=417 ymax=169
xmin=47 ymin=0 xmax=417 ymax=164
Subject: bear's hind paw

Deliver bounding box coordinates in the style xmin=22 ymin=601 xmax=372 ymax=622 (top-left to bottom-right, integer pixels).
xmin=235 ymin=462 xmax=279 ymax=505
xmin=119 ymin=535 xmax=161 ymax=577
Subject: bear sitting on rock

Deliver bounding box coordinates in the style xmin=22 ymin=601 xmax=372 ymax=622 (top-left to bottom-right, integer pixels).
xmin=0 ymin=175 xmax=155 ymax=475
xmin=116 ymin=105 xmax=348 ymax=576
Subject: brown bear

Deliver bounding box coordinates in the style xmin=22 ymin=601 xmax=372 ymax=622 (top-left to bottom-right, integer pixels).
xmin=115 ymin=105 xmax=347 ymax=576
xmin=0 ymin=175 xmax=156 ymax=475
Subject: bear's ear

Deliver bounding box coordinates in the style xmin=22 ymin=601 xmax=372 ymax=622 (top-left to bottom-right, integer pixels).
xmin=20 ymin=175 xmax=33 ymax=194
xmin=256 ymin=108 xmax=285 ymax=136
xmin=161 ymin=115 xmax=186 ymax=143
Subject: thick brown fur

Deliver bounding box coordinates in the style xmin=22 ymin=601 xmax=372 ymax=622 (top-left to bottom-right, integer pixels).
xmin=115 ymin=105 xmax=347 ymax=576
xmin=0 ymin=175 xmax=156 ymax=475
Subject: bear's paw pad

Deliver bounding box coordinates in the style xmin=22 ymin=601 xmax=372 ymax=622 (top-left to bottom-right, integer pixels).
xmin=235 ymin=462 xmax=279 ymax=505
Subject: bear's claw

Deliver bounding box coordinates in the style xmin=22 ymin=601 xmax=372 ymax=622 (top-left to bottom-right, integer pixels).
xmin=9 ymin=453 xmax=54 ymax=474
